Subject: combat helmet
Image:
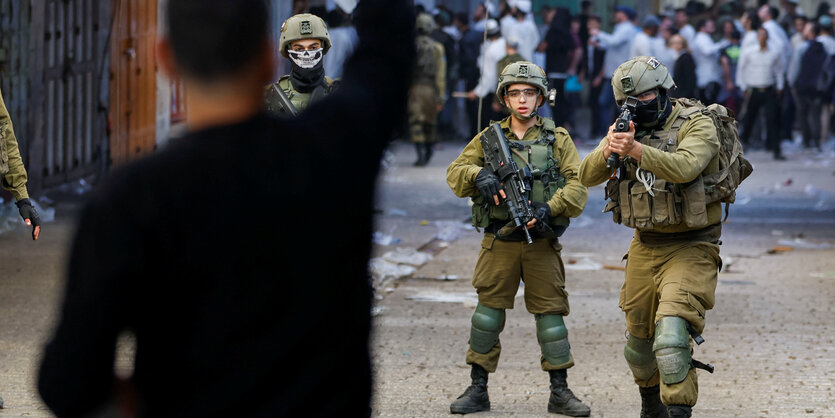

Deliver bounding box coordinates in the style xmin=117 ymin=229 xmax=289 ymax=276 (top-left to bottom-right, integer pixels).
xmin=416 ymin=13 xmax=436 ymax=34
xmin=495 ymin=61 xmax=548 ymax=102
xmin=280 ymin=13 xmax=332 ymax=58
xmin=611 ymin=56 xmax=676 ymax=105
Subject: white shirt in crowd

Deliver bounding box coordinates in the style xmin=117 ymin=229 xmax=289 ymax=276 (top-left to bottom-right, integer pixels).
xmin=692 ymin=31 xmax=729 ymax=87
xmin=473 ymin=37 xmax=508 ymax=98
xmin=736 ymin=45 xmax=784 ymax=91
xmin=597 ymin=21 xmax=638 ymax=79
xmin=679 ymin=24 xmax=696 ymax=45
xmin=817 ymin=34 xmax=835 ymax=55
xmin=324 ymin=26 xmax=359 ymax=80
xmin=629 ymin=31 xmax=665 ymax=58
xmin=509 ymin=18 xmax=540 ymax=61
xmin=500 ymin=15 xmax=517 ymax=40
xmin=762 ymin=19 xmax=792 ymax=71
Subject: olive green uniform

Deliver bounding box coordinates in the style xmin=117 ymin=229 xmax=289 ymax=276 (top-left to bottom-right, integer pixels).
xmin=447 ymin=115 xmax=588 ymax=373
xmin=578 ymin=99 xmax=722 ymax=407
xmin=265 ymin=76 xmax=336 ymax=115
xmin=0 ymin=89 xmax=30 ymax=200
xmin=408 ymin=35 xmax=446 ymax=145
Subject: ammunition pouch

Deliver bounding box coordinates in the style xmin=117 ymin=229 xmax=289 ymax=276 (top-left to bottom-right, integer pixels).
xmin=604 ymin=174 xmax=710 ymax=231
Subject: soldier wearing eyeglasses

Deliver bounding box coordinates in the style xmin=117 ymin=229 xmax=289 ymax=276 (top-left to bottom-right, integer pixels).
xmin=266 ymin=13 xmax=336 ymax=115
xmin=445 ymin=61 xmax=589 ymax=416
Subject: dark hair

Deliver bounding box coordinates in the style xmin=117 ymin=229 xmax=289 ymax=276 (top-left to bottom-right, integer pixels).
xmin=730 ymin=29 xmax=741 ymax=40
xmin=454 ymin=12 xmax=469 ymax=25
xmin=696 ymin=18 xmax=710 ymax=30
xmin=746 ymin=10 xmax=761 ymax=30
xmin=167 ymin=0 xmax=269 ymax=81
xmin=768 ymin=5 xmax=779 ymax=20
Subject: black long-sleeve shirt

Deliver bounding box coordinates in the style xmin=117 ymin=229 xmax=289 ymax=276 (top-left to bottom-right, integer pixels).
xmin=36 ymin=1 xmax=415 ymax=416
xmin=672 ymin=52 xmax=697 ymax=99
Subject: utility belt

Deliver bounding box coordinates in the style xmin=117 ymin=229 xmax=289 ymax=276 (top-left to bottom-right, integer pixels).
xmin=636 ymin=223 xmax=722 ymax=247
xmin=749 ymin=85 xmax=775 ymax=93
xmin=485 ymin=220 xmax=566 ymax=242
xmin=604 ymin=175 xmax=710 ymax=231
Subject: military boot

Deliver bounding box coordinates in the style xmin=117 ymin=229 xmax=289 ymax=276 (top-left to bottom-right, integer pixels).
xmin=413 ymin=143 xmax=427 ymax=166
xmin=666 ymin=405 xmax=692 ymax=418
xmin=450 ymin=364 xmax=490 ymax=414
xmin=547 ymin=369 xmax=591 ymax=416
xmin=422 ymin=142 xmax=434 ymax=166
xmin=639 ymin=385 xmax=668 ymax=418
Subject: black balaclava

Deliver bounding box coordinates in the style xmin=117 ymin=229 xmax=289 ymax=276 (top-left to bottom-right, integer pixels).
xmin=288 ymin=47 xmax=326 ymax=93
xmin=634 ymin=89 xmax=672 ymax=129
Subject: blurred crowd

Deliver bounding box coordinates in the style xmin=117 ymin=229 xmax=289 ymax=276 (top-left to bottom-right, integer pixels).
xmin=299 ymin=0 xmax=835 ymax=157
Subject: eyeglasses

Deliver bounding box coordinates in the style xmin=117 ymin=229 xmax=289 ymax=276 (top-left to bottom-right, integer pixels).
xmin=506 ymin=89 xmax=539 ymax=99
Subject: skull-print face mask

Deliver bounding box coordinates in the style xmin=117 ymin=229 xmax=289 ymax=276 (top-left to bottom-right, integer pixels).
xmin=288 ymin=48 xmax=324 ymax=69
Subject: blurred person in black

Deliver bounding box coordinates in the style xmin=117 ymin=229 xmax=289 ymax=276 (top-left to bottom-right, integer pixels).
xmin=669 ymin=34 xmax=697 ymax=99
xmin=36 ymin=0 xmax=414 ymax=416
xmin=455 ymin=11 xmax=484 ymax=138
xmin=585 ymin=14 xmax=607 ymax=138
xmin=538 ymin=7 xmax=579 ymax=129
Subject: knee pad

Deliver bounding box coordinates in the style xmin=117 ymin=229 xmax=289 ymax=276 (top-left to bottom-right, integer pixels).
xmin=535 ymin=314 xmax=571 ymax=366
xmin=470 ymin=304 xmax=505 ymax=354
xmin=624 ymin=334 xmax=657 ymax=381
xmin=653 ymin=316 xmax=692 ymax=385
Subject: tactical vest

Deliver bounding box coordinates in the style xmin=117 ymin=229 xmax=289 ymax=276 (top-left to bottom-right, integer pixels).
xmin=472 ymin=120 xmax=570 ymax=230
xmin=414 ymin=35 xmax=438 ymax=86
xmin=604 ymin=100 xmax=718 ymax=231
xmin=265 ymin=75 xmax=336 ymax=115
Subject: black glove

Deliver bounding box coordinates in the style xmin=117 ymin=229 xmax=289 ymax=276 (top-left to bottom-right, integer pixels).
xmin=475 ymin=168 xmax=502 ymax=204
xmin=530 ymin=202 xmax=552 ymax=225
xmin=16 ymin=198 xmax=41 ymax=240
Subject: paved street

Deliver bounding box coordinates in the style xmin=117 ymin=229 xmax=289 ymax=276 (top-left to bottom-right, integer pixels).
xmin=0 ymin=135 xmax=833 ymax=417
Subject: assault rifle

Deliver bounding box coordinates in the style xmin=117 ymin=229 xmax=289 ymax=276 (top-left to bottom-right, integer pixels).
xmin=606 ymin=96 xmax=639 ymax=170
xmin=480 ymin=123 xmax=538 ymax=244
xmin=270 ymin=84 xmax=299 ymax=117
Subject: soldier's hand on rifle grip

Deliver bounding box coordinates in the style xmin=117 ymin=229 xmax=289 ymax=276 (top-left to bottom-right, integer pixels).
xmin=476 ymin=168 xmax=506 ymax=205
xmin=526 ymin=201 xmax=551 ymax=228
xmin=607 ymin=121 xmax=638 ymax=160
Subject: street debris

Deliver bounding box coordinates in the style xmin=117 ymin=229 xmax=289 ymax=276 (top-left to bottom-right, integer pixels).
xmin=776 ymin=238 xmax=832 ymax=250
xmin=434 ymin=220 xmax=474 ymax=242
xmin=382 ymin=247 xmax=433 ymax=267
xmin=368 ymin=258 xmax=416 ymax=282
xmin=565 ymin=257 xmax=603 ymax=271
xmin=372 ymin=226 xmax=400 ymax=246
xmin=387 ymin=208 xmax=408 ymax=216
xmin=767 ymin=246 xmax=794 ymax=254
xmin=411 ymin=274 xmax=461 ymax=281
xmin=603 ymin=265 xmax=626 ymax=271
